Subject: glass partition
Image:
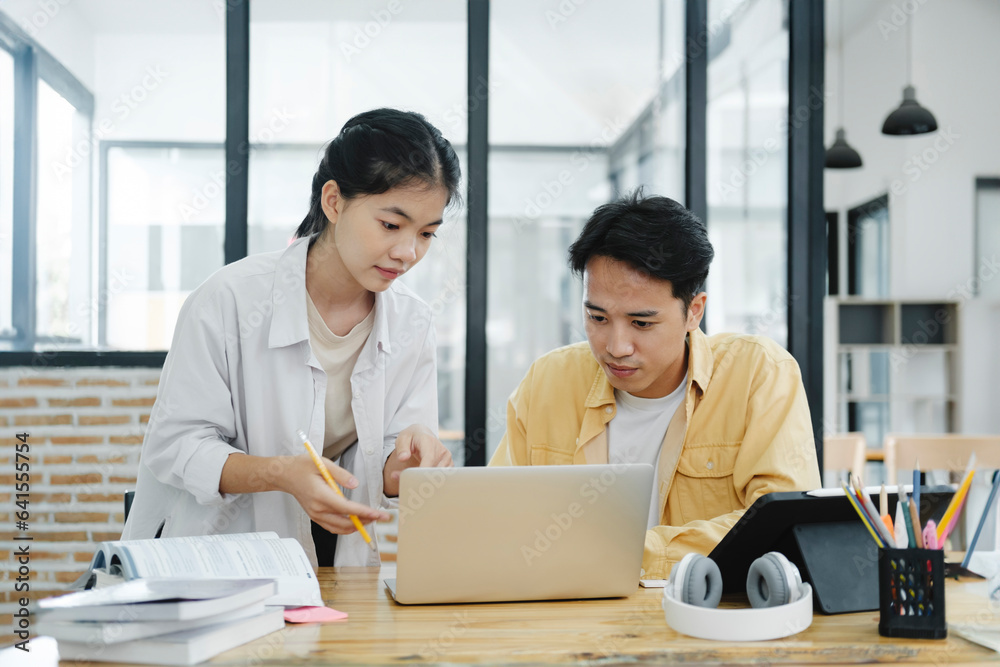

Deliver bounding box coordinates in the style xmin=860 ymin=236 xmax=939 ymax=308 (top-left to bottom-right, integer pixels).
xmin=706 ymin=0 xmax=789 ymax=347
xmin=0 ymin=47 xmax=13 ymax=338
xmin=486 ymin=0 xmax=685 ymax=457
xmin=248 ymin=0 xmax=469 ymax=453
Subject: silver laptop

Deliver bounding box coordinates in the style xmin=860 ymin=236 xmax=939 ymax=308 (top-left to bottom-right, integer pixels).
xmin=385 ymin=463 xmax=653 ymax=604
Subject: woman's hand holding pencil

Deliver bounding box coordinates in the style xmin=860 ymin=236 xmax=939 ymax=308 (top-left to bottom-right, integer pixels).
xmin=283 ymin=431 xmax=390 ymax=547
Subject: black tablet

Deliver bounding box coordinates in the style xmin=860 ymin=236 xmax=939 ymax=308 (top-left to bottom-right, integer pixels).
xmin=707 ymin=486 xmax=954 ymax=614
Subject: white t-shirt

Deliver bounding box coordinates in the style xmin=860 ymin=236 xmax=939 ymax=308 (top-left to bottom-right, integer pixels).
xmin=607 ymin=373 xmax=688 ymax=529
xmin=306 ymin=293 xmax=375 ymax=461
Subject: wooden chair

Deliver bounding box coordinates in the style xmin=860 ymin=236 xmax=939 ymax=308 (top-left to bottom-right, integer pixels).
xmin=883 ymin=435 xmax=1000 ymax=486
xmin=822 ymin=432 xmax=866 ymax=487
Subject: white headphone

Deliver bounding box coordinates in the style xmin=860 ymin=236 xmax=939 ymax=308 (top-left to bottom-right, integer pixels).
xmin=662 ymin=552 xmax=813 ymax=641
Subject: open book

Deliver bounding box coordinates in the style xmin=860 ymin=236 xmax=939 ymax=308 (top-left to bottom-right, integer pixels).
xmin=77 ymin=531 xmax=322 ymax=607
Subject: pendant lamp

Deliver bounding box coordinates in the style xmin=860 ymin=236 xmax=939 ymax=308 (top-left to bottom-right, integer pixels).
xmin=881 ymin=10 xmax=937 ymax=135
xmin=825 ymin=0 xmax=862 ymax=169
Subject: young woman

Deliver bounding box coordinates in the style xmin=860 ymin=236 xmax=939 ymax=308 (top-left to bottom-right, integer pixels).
xmin=123 ymin=109 xmax=461 ymax=567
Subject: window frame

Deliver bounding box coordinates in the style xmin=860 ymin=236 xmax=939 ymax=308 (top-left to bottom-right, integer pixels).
xmin=0 ymin=11 xmax=104 ymax=363
xmin=846 ymin=193 xmax=890 ymax=298
xmin=974 ymin=176 xmax=1000 ymax=297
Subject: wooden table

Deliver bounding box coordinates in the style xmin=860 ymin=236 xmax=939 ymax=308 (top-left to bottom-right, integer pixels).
xmin=187 ymin=565 xmax=1000 ymax=665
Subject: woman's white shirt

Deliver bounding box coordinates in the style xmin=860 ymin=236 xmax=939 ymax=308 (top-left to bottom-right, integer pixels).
xmin=121 ymin=236 xmax=438 ymax=568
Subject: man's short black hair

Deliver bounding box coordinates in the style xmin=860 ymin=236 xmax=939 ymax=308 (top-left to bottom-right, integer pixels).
xmin=568 ymin=190 xmax=715 ymax=310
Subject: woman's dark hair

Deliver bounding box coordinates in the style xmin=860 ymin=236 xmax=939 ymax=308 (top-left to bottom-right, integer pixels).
xmin=568 ymin=190 xmax=715 ymax=311
xmin=295 ymin=108 xmax=462 ymax=238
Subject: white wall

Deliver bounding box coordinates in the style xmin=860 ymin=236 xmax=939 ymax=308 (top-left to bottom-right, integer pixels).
xmin=824 ymin=0 xmax=1000 ymax=434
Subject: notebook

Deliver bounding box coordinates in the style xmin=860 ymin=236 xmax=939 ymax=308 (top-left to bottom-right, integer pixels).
xmin=385 ymin=463 xmax=654 ymax=604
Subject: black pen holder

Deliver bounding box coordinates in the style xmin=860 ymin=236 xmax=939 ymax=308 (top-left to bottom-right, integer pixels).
xmin=878 ymin=547 xmax=946 ymax=639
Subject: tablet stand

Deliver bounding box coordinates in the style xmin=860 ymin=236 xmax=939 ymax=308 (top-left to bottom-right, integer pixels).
xmin=790 ymin=521 xmax=880 ymax=614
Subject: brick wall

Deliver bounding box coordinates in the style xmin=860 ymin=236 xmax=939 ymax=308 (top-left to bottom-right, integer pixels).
xmin=0 ymin=364 xmax=409 ymax=645
xmin=0 ymin=366 xmax=160 ymax=643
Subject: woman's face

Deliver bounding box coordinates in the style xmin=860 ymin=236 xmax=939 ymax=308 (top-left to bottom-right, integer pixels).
xmin=323 ymin=182 xmax=448 ymax=293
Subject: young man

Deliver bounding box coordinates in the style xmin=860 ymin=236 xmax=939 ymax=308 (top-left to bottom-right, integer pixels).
xmin=489 ymin=192 xmax=821 ymax=579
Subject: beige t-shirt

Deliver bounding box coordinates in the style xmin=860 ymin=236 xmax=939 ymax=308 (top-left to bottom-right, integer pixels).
xmin=306 ymin=293 xmax=376 ymax=461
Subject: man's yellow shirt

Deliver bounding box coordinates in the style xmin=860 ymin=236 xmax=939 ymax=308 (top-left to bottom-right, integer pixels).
xmin=490 ymin=327 xmax=822 ymax=579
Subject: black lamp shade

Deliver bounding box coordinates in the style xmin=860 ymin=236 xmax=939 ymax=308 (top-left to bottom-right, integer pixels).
xmin=882 ymin=85 xmax=938 ymax=135
xmin=825 ymin=128 xmax=863 ymax=169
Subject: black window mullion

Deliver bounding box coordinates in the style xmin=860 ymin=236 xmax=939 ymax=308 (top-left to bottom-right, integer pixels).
xmin=11 ymin=44 xmax=37 ymax=350
xmin=465 ymin=0 xmax=489 ymax=467
xmin=225 ymin=0 xmax=250 ymax=264
xmin=787 ymin=0 xmax=826 ymax=468
xmin=685 ymin=0 xmax=708 ymax=225
xmin=685 ymin=0 xmax=708 ymax=332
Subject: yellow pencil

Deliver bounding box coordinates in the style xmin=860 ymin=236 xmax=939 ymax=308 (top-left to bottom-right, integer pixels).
xmin=297 ymin=429 xmax=376 ymax=552
xmin=937 ymin=452 xmax=977 ymax=542
xmin=938 ymin=470 xmax=975 ymax=542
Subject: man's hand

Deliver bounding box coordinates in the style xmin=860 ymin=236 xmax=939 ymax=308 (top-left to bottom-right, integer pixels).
xmin=382 ymin=424 xmax=454 ymax=497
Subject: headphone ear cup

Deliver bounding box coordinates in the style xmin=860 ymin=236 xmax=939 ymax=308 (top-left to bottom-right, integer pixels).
xmin=678 ymin=554 xmax=723 ymax=608
xmin=746 ymin=552 xmax=800 ymax=608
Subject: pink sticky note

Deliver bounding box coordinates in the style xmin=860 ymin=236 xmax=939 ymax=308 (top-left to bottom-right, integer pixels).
xmin=283 ymin=606 xmax=349 ymax=623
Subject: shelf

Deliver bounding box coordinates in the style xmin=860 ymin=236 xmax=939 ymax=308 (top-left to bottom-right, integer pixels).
xmin=827 ymin=297 xmax=962 ymax=446
xmin=839 ymin=303 xmax=893 ymax=345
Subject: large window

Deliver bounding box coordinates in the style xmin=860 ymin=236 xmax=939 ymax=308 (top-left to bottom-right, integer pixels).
xmin=0 ymin=14 xmax=94 ymax=352
xmin=706 ymin=0 xmax=789 ymax=347
xmin=104 ymin=144 xmax=225 ymax=349
xmin=485 ymin=0 xmax=686 ymax=457
xmin=248 ymin=0 xmax=469 ymax=453
xmin=0 ymin=1 xmax=224 ymax=353
xmin=0 ymin=46 xmax=13 ymax=338
xmin=0 ymin=0 xmax=830 ymax=465
xmin=35 ymin=80 xmax=90 ymax=345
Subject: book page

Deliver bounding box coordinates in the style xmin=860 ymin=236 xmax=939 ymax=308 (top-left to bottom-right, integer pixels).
xmin=109 ymin=533 xmax=321 ymax=606
xmin=119 ymin=537 xmax=304 ymax=578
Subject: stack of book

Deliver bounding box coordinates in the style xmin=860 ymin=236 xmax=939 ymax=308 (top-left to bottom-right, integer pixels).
xmin=36 ymin=579 xmax=284 ymax=665
xmin=33 ymin=532 xmax=325 ymax=665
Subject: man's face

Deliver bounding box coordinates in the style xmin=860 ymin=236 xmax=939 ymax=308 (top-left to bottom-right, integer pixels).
xmin=582 ymin=256 xmax=706 ymax=398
